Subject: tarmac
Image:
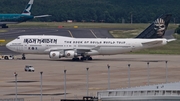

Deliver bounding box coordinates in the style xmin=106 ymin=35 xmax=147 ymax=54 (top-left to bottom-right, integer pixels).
xmin=0 ymin=54 xmax=180 ymax=101
xmin=0 ymin=28 xmax=114 ymax=39
xmin=0 ymin=27 xmax=178 ymax=101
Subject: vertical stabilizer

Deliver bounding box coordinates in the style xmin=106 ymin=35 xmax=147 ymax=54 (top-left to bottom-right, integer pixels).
xmin=22 ymin=0 xmax=34 ymax=15
xmin=136 ymin=14 xmax=172 ymax=38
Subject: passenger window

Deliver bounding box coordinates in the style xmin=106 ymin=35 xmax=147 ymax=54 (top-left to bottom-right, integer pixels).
xmin=32 ymin=47 xmax=34 ymax=50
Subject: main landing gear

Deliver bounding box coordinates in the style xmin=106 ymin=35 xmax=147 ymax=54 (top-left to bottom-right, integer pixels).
xmin=80 ymin=56 xmax=92 ymax=60
xmin=72 ymin=56 xmax=92 ymax=61
xmin=2 ymin=24 xmax=8 ymax=28
xmin=22 ymin=53 xmax=26 ymax=60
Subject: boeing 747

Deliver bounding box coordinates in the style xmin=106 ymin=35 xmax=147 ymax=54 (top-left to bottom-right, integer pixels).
xmin=0 ymin=0 xmax=51 ymax=28
xmin=6 ymin=14 xmax=175 ymax=61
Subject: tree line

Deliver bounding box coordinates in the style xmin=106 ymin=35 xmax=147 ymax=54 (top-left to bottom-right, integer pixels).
xmin=0 ymin=0 xmax=180 ymax=23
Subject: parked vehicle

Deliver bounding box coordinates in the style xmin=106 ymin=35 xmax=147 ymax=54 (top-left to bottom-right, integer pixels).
xmin=0 ymin=55 xmax=14 ymax=60
xmin=25 ymin=65 xmax=35 ymax=72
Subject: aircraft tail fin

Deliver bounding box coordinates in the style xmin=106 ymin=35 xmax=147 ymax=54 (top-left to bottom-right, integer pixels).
xmin=135 ymin=14 xmax=172 ymax=39
xmin=22 ymin=0 xmax=34 ymax=15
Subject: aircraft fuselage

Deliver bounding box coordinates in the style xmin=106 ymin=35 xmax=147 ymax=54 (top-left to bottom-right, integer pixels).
xmin=0 ymin=14 xmax=34 ymax=25
xmin=6 ymin=35 xmax=167 ymax=56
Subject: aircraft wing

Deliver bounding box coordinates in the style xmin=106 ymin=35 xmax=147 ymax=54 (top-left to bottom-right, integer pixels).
xmin=34 ymin=15 xmax=51 ymax=18
xmin=44 ymin=47 xmax=92 ymax=52
xmin=44 ymin=46 xmax=101 ymax=53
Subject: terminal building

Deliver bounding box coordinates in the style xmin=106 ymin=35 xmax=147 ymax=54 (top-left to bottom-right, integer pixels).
xmin=97 ymin=82 xmax=180 ymax=101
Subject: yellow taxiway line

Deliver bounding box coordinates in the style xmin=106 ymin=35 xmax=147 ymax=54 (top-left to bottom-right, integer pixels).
xmin=68 ymin=30 xmax=74 ymax=38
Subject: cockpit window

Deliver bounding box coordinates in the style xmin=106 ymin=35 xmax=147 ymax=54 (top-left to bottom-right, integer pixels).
xmin=16 ymin=37 xmax=20 ymax=39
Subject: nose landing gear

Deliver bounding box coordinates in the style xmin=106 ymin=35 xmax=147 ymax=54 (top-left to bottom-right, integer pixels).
xmin=22 ymin=53 xmax=26 ymax=60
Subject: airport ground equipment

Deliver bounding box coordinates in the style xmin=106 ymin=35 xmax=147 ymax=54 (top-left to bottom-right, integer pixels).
xmin=0 ymin=55 xmax=14 ymax=60
xmin=24 ymin=65 xmax=35 ymax=72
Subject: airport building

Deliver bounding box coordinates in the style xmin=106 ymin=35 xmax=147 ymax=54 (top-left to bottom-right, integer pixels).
xmin=97 ymin=82 xmax=180 ymax=101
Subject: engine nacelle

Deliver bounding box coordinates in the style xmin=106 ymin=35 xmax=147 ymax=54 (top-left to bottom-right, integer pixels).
xmin=49 ymin=51 xmax=63 ymax=59
xmin=65 ymin=50 xmax=77 ymax=58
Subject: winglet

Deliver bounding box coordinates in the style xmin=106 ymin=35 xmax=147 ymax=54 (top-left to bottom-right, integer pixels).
xmin=22 ymin=0 xmax=34 ymax=15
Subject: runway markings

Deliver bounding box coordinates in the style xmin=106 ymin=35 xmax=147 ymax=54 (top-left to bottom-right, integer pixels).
xmin=68 ymin=30 xmax=74 ymax=38
xmin=90 ymin=29 xmax=97 ymax=38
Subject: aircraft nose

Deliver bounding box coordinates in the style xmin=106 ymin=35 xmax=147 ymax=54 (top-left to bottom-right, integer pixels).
xmin=6 ymin=42 xmax=11 ymax=50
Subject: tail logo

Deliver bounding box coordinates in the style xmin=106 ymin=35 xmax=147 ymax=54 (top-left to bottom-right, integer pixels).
xmin=23 ymin=4 xmax=32 ymax=13
xmin=154 ymin=18 xmax=166 ymax=36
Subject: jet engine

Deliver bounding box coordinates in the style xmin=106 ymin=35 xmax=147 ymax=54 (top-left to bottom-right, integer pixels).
xmin=49 ymin=51 xmax=63 ymax=59
xmin=65 ymin=50 xmax=77 ymax=58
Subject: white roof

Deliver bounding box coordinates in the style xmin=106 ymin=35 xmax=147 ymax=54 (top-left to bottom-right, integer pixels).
xmin=104 ymin=82 xmax=180 ymax=92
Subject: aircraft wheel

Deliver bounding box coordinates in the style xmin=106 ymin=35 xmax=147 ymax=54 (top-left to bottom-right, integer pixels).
xmin=2 ymin=25 xmax=8 ymax=28
xmin=4 ymin=56 xmax=9 ymax=60
xmin=81 ymin=57 xmax=88 ymax=61
xmin=22 ymin=57 xmax=26 ymax=60
xmin=88 ymin=57 xmax=92 ymax=60
xmin=80 ymin=57 xmax=84 ymax=61
xmin=72 ymin=58 xmax=79 ymax=61
xmin=76 ymin=58 xmax=79 ymax=61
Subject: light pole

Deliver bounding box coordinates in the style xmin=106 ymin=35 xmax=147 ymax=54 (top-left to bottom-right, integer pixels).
xmin=86 ymin=68 xmax=89 ymax=96
xmin=147 ymin=62 xmax=150 ymax=86
xmin=40 ymin=71 xmax=43 ymax=101
xmin=14 ymin=72 xmax=18 ymax=101
xmin=165 ymin=61 xmax=168 ymax=83
xmin=128 ymin=64 xmax=131 ymax=88
xmin=131 ymin=13 xmax=133 ymax=24
xmin=107 ymin=64 xmax=110 ymax=90
xmin=64 ymin=70 xmax=67 ymax=99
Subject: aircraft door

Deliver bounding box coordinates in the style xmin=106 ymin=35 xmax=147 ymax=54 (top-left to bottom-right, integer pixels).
xmin=17 ymin=44 xmax=24 ymax=53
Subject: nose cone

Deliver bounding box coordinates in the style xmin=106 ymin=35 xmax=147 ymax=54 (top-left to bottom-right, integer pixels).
xmin=6 ymin=42 xmax=11 ymax=50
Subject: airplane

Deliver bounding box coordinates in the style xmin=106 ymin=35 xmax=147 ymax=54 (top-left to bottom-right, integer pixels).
xmin=0 ymin=0 xmax=51 ymax=28
xmin=6 ymin=14 xmax=175 ymax=61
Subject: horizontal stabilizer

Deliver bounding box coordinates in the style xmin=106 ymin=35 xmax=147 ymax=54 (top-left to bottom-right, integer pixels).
xmin=34 ymin=15 xmax=51 ymax=18
xmin=142 ymin=40 xmax=163 ymax=46
xmin=167 ymin=39 xmax=176 ymax=42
